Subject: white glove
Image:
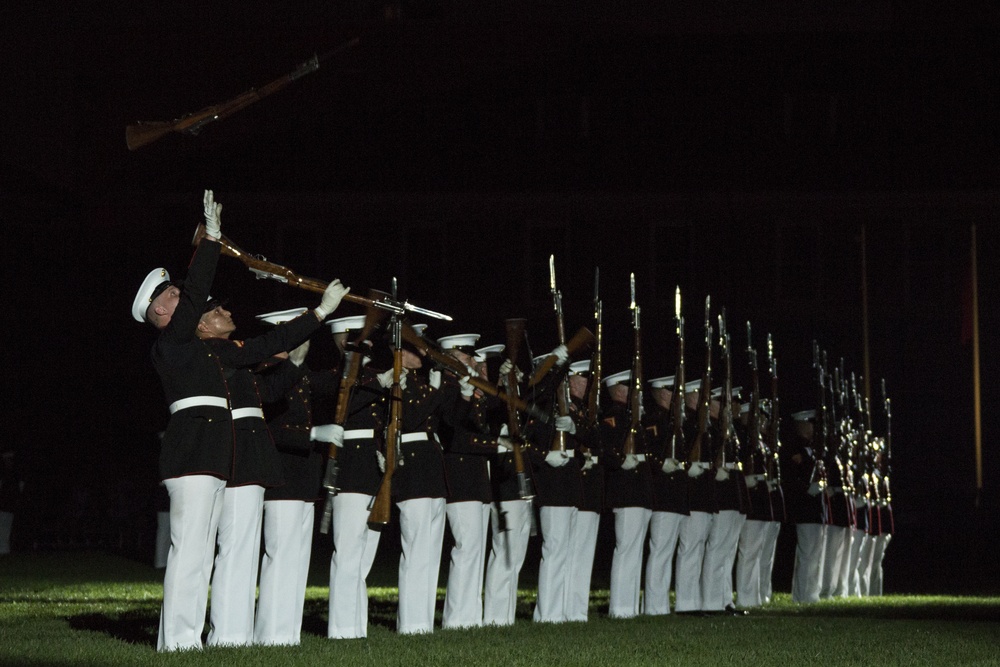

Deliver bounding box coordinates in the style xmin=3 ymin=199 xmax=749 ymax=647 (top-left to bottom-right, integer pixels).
xmin=310 ymin=423 xmax=344 ymax=447
xmin=807 ymin=481 xmax=822 ymax=497
xmin=745 ymin=474 xmax=759 ymax=488
xmin=498 ymin=359 xmax=524 ymax=385
xmin=288 ymin=340 xmax=310 ymax=367
xmin=203 ymin=189 xmax=221 ymax=239
xmin=554 ymin=415 xmax=576 ymax=434
xmin=715 ymin=467 xmax=729 ymax=481
xmin=551 ymin=344 xmax=569 ymax=366
xmin=621 ymin=453 xmax=639 ymax=471
xmin=545 ymin=450 xmax=571 ymax=467
xmin=661 ymin=457 xmax=680 ymax=474
xmin=582 ymin=452 xmax=596 ymax=471
xmin=377 ymin=367 xmax=407 ymax=390
xmin=428 ymin=369 xmax=442 ymax=389
xmin=314 ymin=279 xmax=350 ymax=320
xmin=376 ymin=450 xmax=386 ymax=473
xmin=458 ymin=375 xmax=475 ymax=398
xmin=496 ymin=436 xmax=514 ymax=453
xmin=688 ymin=461 xmax=708 ymax=478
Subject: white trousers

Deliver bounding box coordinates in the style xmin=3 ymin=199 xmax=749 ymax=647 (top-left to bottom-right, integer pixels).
xmin=792 ymin=523 xmax=826 ymax=603
xmin=609 ymin=507 xmax=652 ymax=618
xmin=397 ymin=497 xmax=446 ymax=634
xmin=154 ymin=511 xmax=170 ymax=568
xmin=735 ymin=519 xmax=769 ymax=608
xmin=533 ymin=505 xmax=578 ymax=623
xmin=157 ymin=475 xmax=227 ymax=652
xmin=758 ymin=521 xmax=782 ymax=603
xmin=820 ymin=525 xmax=849 ymax=599
xmin=442 ymin=501 xmax=490 ymax=629
xmin=328 ymin=493 xmax=381 ymax=638
xmin=701 ymin=509 xmax=744 ymax=611
xmin=674 ymin=511 xmax=713 ymax=612
xmin=483 ymin=499 xmax=532 ymax=626
xmin=254 ymin=500 xmax=315 ymax=646
xmin=838 ymin=527 xmax=862 ymax=598
xmin=857 ymin=533 xmax=874 ymax=595
xmin=869 ymin=534 xmax=891 ymax=596
xmin=207 ymin=485 xmax=264 ymax=647
xmin=642 ymin=511 xmax=684 ymax=615
xmin=566 ymin=510 xmax=600 ymax=622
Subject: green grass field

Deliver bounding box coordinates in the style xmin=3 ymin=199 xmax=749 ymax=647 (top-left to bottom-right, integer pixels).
xmin=1 ymin=551 xmax=998 ymax=667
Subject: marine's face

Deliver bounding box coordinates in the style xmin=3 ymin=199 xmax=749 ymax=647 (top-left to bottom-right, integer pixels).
xmin=401 ymin=348 xmax=423 ymax=370
xmin=198 ymin=305 xmax=236 ymax=338
xmin=148 ymin=285 xmax=181 ymax=330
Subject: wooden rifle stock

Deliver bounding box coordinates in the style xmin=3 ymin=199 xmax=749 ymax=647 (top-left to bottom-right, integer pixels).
xmin=528 ymin=327 xmax=595 ymax=387
xmin=687 ymin=322 xmax=713 ymax=464
xmin=319 ymin=291 xmax=390 ymax=534
xmin=192 ymin=224 xmax=444 ymax=318
xmin=367 ymin=324 xmax=403 ymax=530
xmin=126 ymin=37 xmax=359 ymax=150
xmin=503 ymin=319 xmax=535 ymax=502
xmin=401 ymin=322 xmax=551 ymax=424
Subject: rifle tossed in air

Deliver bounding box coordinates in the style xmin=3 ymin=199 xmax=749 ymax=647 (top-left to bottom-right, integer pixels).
xmin=126 ymin=37 xmax=360 ymax=150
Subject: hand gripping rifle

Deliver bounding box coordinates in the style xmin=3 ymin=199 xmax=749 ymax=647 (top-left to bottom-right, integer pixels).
xmin=548 ymin=256 xmax=573 ymax=454
xmin=687 ymin=297 xmax=713 ymax=464
xmin=503 ymin=318 xmax=538 ymax=536
xmin=621 ymin=273 xmax=644 ymax=461
xmin=400 ymin=322 xmax=551 ymax=424
xmin=126 ymin=37 xmax=360 ymax=150
xmin=668 ymin=287 xmax=685 ymax=465
xmin=367 ymin=289 xmax=404 ymax=531
xmin=318 ymin=290 xmax=389 ymax=535
xmin=192 ymin=224 xmax=451 ymax=321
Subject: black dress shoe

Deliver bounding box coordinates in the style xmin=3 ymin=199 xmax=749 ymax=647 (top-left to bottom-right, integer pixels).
xmin=725 ymin=605 xmax=749 ymax=616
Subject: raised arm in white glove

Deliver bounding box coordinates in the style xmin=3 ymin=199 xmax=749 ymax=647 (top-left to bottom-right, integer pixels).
xmin=314 ymin=279 xmax=350 ymax=320
xmin=554 ymin=415 xmax=576 ymax=435
xmin=310 ymin=423 xmax=344 ymax=447
xmin=545 ymin=450 xmax=571 ymax=467
xmin=288 ymin=340 xmax=311 ymax=367
xmin=428 ymin=368 xmax=441 ymax=389
xmin=203 ymin=189 xmax=222 ymax=240
xmin=621 ymin=453 xmax=640 ymax=471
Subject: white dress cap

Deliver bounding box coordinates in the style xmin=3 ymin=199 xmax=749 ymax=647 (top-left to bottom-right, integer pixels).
xmin=327 ymin=315 xmax=367 ymax=335
xmin=791 ymin=409 xmax=817 ymax=421
xmin=132 ymin=267 xmax=171 ymax=323
xmin=437 ymin=333 xmax=480 ymax=351
xmin=684 ymin=379 xmax=702 ymax=394
xmin=648 ymin=375 xmax=676 ymax=389
xmin=569 ymin=360 xmax=591 ymax=375
xmin=603 ymin=369 xmax=631 ymax=387
xmin=474 ymin=344 xmax=505 ymax=362
xmin=256 ymin=307 xmax=308 ymax=326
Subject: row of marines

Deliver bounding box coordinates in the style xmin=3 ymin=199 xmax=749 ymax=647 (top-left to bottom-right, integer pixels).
xmin=134 ymin=191 xmax=891 ymax=652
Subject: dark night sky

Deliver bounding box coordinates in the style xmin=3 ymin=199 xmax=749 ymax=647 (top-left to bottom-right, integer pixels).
xmin=2 ymin=2 xmax=999 ymax=587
